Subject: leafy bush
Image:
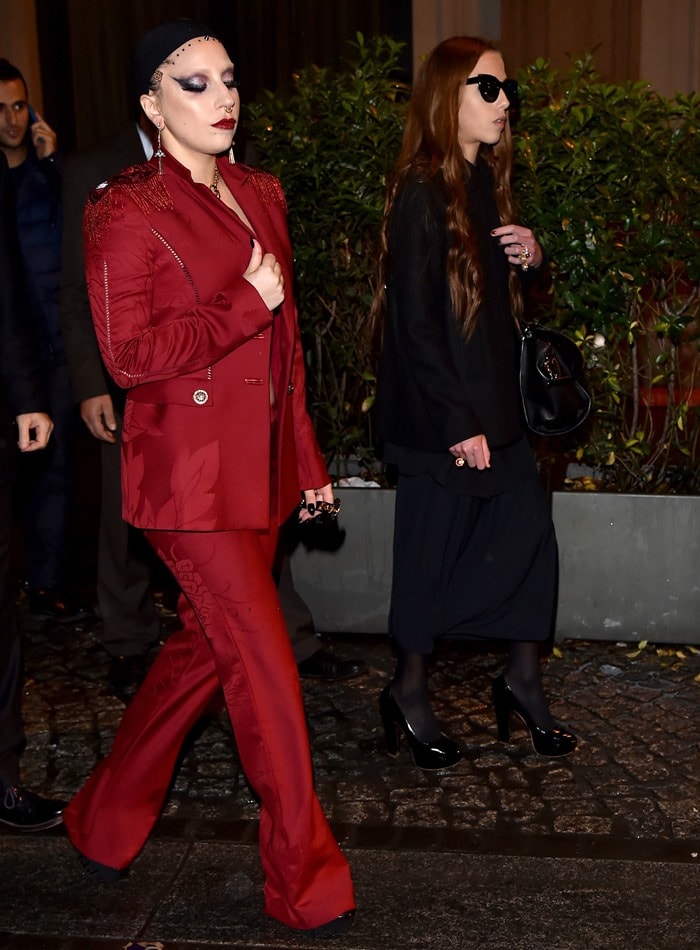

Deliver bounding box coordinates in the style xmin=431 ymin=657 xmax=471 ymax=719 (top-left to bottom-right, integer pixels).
xmin=513 ymin=55 xmax=700 ymax=492
xmin=249 ymin=43 xmax=700 ymax=492
xmin=247 ymin=34 xmax=408 ymax=478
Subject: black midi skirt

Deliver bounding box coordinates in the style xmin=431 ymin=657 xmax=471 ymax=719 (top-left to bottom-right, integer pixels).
xmin=388 ymin=463 xmax=557 ymax=654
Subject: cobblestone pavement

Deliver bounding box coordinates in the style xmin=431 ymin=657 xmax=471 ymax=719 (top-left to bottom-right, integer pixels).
xmin=16 ymin=602 xmax=700 ymax=848
xmin=3 ymin=600 xmax=700 ymax=948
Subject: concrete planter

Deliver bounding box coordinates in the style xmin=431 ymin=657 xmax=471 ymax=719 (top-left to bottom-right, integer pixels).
xmin=552 ymin=491 xmax=700 ymax=643
xmin=289 ymin=486 xmax=394 ymax=634
xmin=291 ymin=486 xmax=700 ymax=643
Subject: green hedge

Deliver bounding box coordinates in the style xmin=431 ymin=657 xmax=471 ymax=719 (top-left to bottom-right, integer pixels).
xmin=249 ymin=41 xmax=700 ymax=491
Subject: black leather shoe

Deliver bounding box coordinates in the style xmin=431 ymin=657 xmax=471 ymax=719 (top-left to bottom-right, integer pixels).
xmin=78 ymin=850 xmax=127 ymax=884
xmin=28 ymin=588 xmax=94 ymax=624
xmin=492 ymin=675 xmax=577 ymax=757
xmin=379 ymin=685 xmax=462 ymax=770
xmin=308 ymin=909 xmax=355 ymax=937
xmin=0 ymin=785 xmax=67 ymax=831
xmin=107 ymin=654 xmax=149 ymax=704
xmin=297 ymin=648 xmax=366 ymax=681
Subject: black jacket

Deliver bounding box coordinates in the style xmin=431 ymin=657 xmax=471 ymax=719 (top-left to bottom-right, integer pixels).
xmin=10 ymin=146 xmax=63 ymax=365
xmin=375 ymin=164 xmax=523 ymax=457
xmin=0 ymin=152 xmax=45 ymax=420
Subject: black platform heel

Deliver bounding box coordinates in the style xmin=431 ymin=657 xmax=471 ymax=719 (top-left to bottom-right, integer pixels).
xmin=491 ymin=675 xmax=577 ymax=757
xmin=379 ymin=685 xmax=462 ymax=770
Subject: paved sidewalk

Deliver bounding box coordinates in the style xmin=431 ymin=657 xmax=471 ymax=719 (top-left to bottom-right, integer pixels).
xmin=1 ymin=602 xmax=699 ymax=948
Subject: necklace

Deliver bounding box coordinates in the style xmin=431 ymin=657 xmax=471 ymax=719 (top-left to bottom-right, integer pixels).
xmin=210 ymin=165 xmax=221 ymax=199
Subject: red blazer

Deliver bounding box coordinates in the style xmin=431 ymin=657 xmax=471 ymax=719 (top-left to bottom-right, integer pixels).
xmin=83 ymin=153 xmax=328 ymax=531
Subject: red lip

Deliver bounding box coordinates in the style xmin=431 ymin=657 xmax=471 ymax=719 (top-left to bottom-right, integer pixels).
xmin=212 ymin=119 xmax=235 ymax=130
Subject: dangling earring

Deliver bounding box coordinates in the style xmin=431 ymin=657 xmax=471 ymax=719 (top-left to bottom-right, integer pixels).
xmin=154 ymin=123 xmax=165 ymax=174
xmin=228 ymin=143 xmax=236 ymax=165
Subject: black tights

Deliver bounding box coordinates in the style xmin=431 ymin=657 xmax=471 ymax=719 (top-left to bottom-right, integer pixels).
xmin=389 ymin=651 xmax=439 ymax=741
xmin=503 ymin=640 xmax=555 ymax=729
xmin=390 ymin=640 xmax=554 ymax=742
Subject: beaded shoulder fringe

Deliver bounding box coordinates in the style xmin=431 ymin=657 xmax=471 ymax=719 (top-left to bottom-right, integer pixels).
xmin=244 ymin=167 xmax=286 ymax=211
xmin=85 ymin=164 xmax=173 ymax=247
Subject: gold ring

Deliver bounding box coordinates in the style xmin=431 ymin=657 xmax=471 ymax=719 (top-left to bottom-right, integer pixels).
xmin=316 ymin=498 xmax=341 ymax=519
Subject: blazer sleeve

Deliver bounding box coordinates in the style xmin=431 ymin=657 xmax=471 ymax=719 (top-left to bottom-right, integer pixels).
xmin=289 ymin=303 xmax=329 ymax=489
xmin=387 ymin=178 xmax=482 ymax=446
xmin=84 ymin=186 xmax=274 ymax=388
xmin=262 ymin=187 xmax=329 ymax=490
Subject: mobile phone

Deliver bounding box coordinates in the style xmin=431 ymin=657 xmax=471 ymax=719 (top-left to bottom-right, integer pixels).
xmin=28 ymin=104 xmax=39 ymax=123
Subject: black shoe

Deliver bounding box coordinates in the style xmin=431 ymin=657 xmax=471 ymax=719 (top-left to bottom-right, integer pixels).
xmin=107 ymin=654 xmax=149 ymax=704
xmin=0 ymin=785 xmax=67 ymax=831
xmin=308 ymin=910 xmax=355 ymax=937
xmin=28 ymin=587 xmax=94 ymax=624
xmin=297 ymin=648 xmax=366 ymax=681
xmin=379 ymin=685 xmax=462 ymax=770
xmin=153 ymin=588 xmax=179 ymax=618
xmin=78 ymin=850 xmax=127 ymax=884
xmin=492 ymin=674 xmax=578 ymax=757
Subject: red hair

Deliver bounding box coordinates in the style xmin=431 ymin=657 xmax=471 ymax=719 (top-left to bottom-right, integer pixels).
xmin=375 ymin=36 xmax=522 ymax=336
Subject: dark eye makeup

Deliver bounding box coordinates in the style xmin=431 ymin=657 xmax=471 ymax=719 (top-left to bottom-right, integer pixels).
xmin=174 ymin=76 xmax=240 ymax=94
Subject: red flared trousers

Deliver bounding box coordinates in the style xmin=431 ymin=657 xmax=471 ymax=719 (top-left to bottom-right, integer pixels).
xmin=63 ymin=526 xmax=354 ymax=930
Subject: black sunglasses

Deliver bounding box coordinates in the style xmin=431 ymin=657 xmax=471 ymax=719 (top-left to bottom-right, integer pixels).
xmin=463 ymin=74 xmax=519 ymax=106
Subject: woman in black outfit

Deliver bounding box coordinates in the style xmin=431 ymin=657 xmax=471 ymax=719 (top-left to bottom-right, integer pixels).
xmin=374 ymin=36 xmax=577 ymax=769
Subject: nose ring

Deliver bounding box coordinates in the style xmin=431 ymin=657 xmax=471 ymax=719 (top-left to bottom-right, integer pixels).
xmin=224 ymin=105 xmax=234 ymax=114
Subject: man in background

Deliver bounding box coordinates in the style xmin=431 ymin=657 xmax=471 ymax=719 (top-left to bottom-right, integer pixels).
xmin=61 ymin=114 xmax=163 ymax=703
xmin=0 ymin=58 xmax=91 ymax=624
xmin=0 ymin=149 xmax=67 ymax=830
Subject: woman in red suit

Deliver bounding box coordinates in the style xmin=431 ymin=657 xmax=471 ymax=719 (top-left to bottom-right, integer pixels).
xmin=62 ymin=21 xmax=355 ymax=936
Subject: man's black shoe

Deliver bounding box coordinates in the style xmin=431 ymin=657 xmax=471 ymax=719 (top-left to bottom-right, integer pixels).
xmin=78 ymin=850 xmax=127 ymax=883
xmin=28 ymin=588 xmax=94 ymax=624
xmin=297 ymin=648 xmax=366 ymax=681
xmin=0 ymin=785 xmax=67 ymax=831
xmin=107 ymin=654 xmax=148 ymax=704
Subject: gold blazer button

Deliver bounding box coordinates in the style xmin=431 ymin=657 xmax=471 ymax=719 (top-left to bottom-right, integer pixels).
xmin=455 ymin=457 xmax=465 ymax=467
xmin=193 ymin=389 xmax=209 ymax=405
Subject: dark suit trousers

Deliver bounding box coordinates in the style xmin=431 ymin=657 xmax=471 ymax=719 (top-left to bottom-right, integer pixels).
xmin=18 ymin=361 xmax=76 ymax=589
xmin=0 ymin=424 xmax=24 ymax=787
xmin=63 ymin=525 xmax=354 ymax=929
xmin=98 ymin=417 xmax=160 ymax=657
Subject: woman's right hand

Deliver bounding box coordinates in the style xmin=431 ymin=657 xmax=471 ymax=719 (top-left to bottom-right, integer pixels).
xmin=449 ymin=434 xmax=491 ymax=469
xmin=243 ymin=239 xmax=285 ymax=311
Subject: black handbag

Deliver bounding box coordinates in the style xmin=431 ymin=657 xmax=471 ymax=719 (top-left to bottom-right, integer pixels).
xmin=519 ymin=323 xmax=591 ymax=436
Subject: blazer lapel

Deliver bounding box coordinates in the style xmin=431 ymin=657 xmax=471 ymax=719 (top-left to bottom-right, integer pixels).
xmin=222 ymin=164 xmax=291 ymax=268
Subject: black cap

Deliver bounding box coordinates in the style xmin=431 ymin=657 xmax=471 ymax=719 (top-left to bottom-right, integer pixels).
xmin=129 ymin=19 xmax=217 ymax=104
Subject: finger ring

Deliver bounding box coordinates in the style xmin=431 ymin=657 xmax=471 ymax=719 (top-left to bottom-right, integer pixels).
xmin=518 ymin=245 xmax=530 ymax=271
xmin=455 ymin=457 xmax=465 ymax=467
xmin=316 ymin=498 xmax=341 ymax=520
